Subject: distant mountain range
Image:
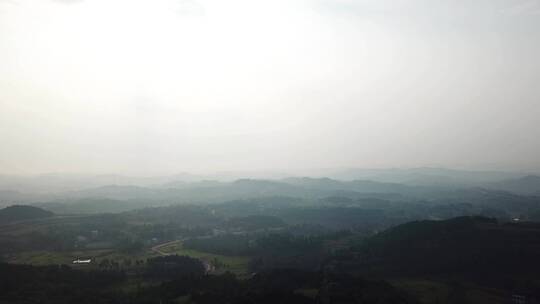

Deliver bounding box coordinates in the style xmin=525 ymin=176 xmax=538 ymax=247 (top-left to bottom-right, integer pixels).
xmin=488 ymin=175 xmax=540 ymax=195
xmin=303 ymin=167 xmax=526 ymax=186
xmin=1 ymin=169 xmax=540 ymax=214
xmin=0 ymin=167 xmax=532 ymax=193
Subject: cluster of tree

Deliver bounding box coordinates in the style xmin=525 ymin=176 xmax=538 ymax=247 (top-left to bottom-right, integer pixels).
xmin=0 ymin=231 xmax=66 ymax=255
xmin=97 ymin=257 xmax=146 ymax=269
xmin=184 ymin=234 xmax=252 ymax=256
xmin=0 ymin=263 xmax=125 ymax=304
xmin=129 ymin=223 xmax=210 ymax=242
xmin=184 ymin=233 xmax=324 ymax=257
xmin=127 ymin=205 xmax=221 ymax=227
xmin=183 ymin=232 xmax=335 ymax=272
xmin=145 ymin=255 xmax=206 ymax=279
xmin=222 ymin=215 xmax=285 ymax=231
xmin=137 ymin=269 xmax=417 ymax=304
xmin=1 ymin=259 xmax=421 ymax=304
xmin=329 ymin=216 xmax=540 ymax=294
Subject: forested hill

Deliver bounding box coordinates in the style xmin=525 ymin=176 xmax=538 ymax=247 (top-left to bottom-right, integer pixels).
xmin=338 ymin=216 xmax=540 ymax=277
xmin=0 ymin=205 xmax=54 ymax=223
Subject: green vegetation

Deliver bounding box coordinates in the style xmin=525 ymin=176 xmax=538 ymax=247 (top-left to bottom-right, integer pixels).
xmin=2 ymin=178 xmax=540 ymax=303
xmin=350 ymin=217 xmax=540 ymax=277
xmin=0 ymin=205 xmax=54 ymax=223
xmin=391 ymin=279 xmax=451 ymax=304
xmin=8 ymin=249 xmax=156 ymax=266
xmin=391 ymin=279 xmax=507 ymax=304
xmin=158 ymin=241 xmax=251 ymax=277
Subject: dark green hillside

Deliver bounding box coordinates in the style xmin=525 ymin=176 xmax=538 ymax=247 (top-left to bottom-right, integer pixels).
xmin=489 ymin=175 xmax=540 ymax=195
xmin=0 ymin=262 xmax=418 ymax=304
xmin=343 ymin=216 xmax=540 ymax=277
xmin=224 ymin=215 xmax=285 ymax=230
xmin=0 ymin=205 xmax=54 ymax=223
xmin=0 ymin=263 xmax=125 ymax=304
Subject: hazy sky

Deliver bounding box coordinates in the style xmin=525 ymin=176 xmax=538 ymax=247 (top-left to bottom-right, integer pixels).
xmin=1 ymin=0 xmax=540 ymax=175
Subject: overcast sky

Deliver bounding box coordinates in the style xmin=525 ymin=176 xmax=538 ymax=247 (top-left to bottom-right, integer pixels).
xmin=1 ymin=0 xmax=540 ymax=175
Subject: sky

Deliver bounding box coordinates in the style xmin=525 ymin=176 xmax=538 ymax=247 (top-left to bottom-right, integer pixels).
xmin=1 ymin=0 xmax=540 ymax=175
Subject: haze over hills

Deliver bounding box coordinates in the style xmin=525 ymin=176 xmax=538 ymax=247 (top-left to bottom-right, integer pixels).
xmin=2 ymin=0 xmax=540 ymax=302
xmin=2 ymin=170 xmax=540 ymax=303
xmin=297 ymin=167 xmax=527 ymax=186
xmin=488 ymin=175 xmax=540 ymax=196
xmin=2 ymin=168 xmax=540 ymax=214
xmin=0 ymin=167 xmax=535 ymax=192
xmin=0 ymin=167 xmax=532 ymax=193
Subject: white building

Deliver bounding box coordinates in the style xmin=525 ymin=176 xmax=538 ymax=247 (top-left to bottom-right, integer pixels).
xmin=72 ymin=259 xmax=92 ymax=264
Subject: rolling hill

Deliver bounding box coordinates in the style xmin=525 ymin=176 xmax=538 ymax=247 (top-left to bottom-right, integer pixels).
xmin=341 ymin=216 xmax=540 ymax=277
xmin=0 ymin=205 xmax=54 ymax=223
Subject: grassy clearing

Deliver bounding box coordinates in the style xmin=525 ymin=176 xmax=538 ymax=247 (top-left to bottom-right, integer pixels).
xmin=158 ymin=241 xmax=251 ymax=278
